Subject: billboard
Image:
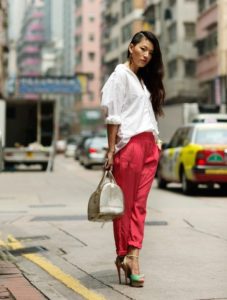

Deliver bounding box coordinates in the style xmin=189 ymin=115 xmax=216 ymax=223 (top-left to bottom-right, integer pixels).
xmin=18 ymin=76 xmax=82 ymax=94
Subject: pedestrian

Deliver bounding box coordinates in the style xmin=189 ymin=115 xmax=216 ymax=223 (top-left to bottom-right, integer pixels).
xmin=101 ymin=31 xmax=165 ymax=287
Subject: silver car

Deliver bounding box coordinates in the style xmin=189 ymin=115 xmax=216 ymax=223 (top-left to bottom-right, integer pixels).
xmin=79 ymin=136 xmax=107 ymax=169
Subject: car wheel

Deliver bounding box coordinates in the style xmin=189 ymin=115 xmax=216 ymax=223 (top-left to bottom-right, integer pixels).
xmin=181 ymin=170 xmax=197 ymax=195
xmin=41 ymin=162 xmax=48 ymax=171
xmin=220 ymin=183 xmax=227 ymax=193
xmin=157 ymin=168 xmax=167 ymax=189
xmin=84 ymin=164 xmax=92 ymax=169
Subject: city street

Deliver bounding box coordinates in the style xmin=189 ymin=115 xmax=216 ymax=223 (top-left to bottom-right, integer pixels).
xmin=0 ymin=155 xmax=227 ymax=300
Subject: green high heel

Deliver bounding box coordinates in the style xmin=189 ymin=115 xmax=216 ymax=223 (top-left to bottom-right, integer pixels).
xmin=122 ymin=255 xmax=144 ymax=287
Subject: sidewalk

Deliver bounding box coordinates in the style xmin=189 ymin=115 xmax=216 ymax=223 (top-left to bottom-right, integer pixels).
xmin=0 ymin=260 xmax=46 ymax=300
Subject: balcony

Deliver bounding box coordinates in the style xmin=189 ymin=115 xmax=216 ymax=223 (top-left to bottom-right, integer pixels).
xmin=20 ymin=71 xmax=40 ymax=77
xmin=29 ymin=23 xmax=44 ymax=31
xmin=21 ymin=58 xmax=41 ymax=67
xmin=24 ymin=34 xmax=45 ymax=43
xmin=31 ymin=11 xmax=44 ymax=19
xmin=23 ymin=46 xmax=40 ymax=54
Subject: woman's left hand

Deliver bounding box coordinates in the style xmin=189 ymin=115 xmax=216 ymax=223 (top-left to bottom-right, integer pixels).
xmin=104 ymin=151 xmax=114 ymax=170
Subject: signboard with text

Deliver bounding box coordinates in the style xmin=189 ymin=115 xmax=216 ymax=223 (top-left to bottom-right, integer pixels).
xmin=18 ymin=76 xmax=82 ymax=95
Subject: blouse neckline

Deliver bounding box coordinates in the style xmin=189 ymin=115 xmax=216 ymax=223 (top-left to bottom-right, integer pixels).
xmin=120 ymin=64 xmax=145 ymax=90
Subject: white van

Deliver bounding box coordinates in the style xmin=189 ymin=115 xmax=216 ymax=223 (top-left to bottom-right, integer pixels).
xmin=192 ymin=113 xmax=227 ymax=123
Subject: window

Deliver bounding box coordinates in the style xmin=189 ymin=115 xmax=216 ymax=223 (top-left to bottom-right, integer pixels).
xmin=122 ymin=0 xmax=132 ymax=17
xmin=75 ymin=34 xmax=82 ymax=46
xmin=88 ymin=33 xmax=95 ymax=41
xmin=198 ymin=0 xmax=205 ymax=13
xmin=75 ymin=0 xmax=82 ymax=7
xmin=168 ymin=23 xmax=176 ymax=43
xmin=89 ymin=15 xmax=95 ymax=22
xmin=88 ymin=52 xmax=95 ymax=61
xmin=76 ymin=51 xmax=82 ymax=65
xmin=168 ymin=59 xmax=177 ymax=78
xmin=209 ymin=0 xmax=216 ymax=5
xmin=109 ymin=38 xmax=119 ymax=51
xmin=197 ymin=29 xmax=217 ymax=56
xmin=76 ymin=15 xmax=82 ymax=27
xmin=122 ymin=23 xmax=132 ymax=43
xmin=185 ymin=60 xmax=196 ymax=77
xmin=169 ymin=128 xmax=191 ymax=148
xmin=169 ymin=0 xmax=176 ymax=5
xmin=184 ymin=23 xmax=195 ymax=40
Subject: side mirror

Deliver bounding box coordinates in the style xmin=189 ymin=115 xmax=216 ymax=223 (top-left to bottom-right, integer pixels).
xmin=161 ymin=143 xmax=169 ymax=150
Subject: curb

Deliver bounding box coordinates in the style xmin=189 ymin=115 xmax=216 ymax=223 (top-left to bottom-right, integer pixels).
xmin=0 ymin=260 xmax=47 ymax=300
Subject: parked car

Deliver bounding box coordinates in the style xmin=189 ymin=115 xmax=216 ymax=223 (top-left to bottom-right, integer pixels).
xmin=65 ymin=135 xmax=80 ymax=158
xmin=56 ymin=139 xmax=66 ymax=154
xmin=157 ymin=123 xmax=227 ymax=194
xmin=74 ymin=134 xmax=93 ymax=161
xmin=192 ymin=113 xmax=227 ymax=123
xmin=79 ymin=136 xmax=107 ymax=169
xmin=74 ymin=131 xmax=107 ymax=161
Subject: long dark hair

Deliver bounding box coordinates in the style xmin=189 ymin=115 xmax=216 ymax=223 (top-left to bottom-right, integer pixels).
xmin=127 ymin=31 xmax=165 ymax=117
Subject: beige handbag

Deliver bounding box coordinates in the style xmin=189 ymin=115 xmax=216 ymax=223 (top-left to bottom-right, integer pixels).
xmin=88 ymin=170 xmax=124 ymax=222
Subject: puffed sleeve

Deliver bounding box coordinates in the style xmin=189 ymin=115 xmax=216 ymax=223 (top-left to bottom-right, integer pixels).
xmin=101 ymin=71 xmax=125 ymax=125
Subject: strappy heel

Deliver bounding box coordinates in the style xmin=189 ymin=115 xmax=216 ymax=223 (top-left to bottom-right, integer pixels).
xmin=122 ymin=255 xmax=144 ymax=287
xmin=115 ymin=256 xmax=125 ymax=284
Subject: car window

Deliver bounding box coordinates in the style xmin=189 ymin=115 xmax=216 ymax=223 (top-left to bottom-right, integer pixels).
xmin=195 ymin=128 xmax=227 ymax=145
xmin=168 ymin=128 xmax=191 ymax=148
xmin=84 ymin=138 xmax=93 ymax=147
xmin=90 ymin=138 xmax=107 ymax=148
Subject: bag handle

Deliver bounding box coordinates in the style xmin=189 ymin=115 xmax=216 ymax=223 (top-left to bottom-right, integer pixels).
xmin=107 ymin=170 xmax=117 ymax=184
xmin=97 ymin=170 xmax=116 ymax=189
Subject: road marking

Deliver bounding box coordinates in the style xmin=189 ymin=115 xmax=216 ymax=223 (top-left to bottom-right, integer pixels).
xmin=6 ymin=235 xmax=106 ymax=300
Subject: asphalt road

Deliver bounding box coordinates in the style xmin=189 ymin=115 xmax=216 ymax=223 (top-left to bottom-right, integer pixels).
xmin=0 ymin=155 xmax=227 ymax=300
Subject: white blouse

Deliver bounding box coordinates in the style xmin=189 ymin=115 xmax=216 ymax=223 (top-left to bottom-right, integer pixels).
xmin=101 ymin=64 xmax=159 ymax=153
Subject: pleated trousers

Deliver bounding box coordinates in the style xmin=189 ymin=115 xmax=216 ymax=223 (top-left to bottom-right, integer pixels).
xmin=113 ymin=132 xmax=160 ymax=256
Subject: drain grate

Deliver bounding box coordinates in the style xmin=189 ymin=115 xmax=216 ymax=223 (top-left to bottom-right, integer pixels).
xmin=29 ymin=204 xmax=66 ymax=208
xmin=15 ymin=235 xmax=50 ymax=242
xmin=0 ymin=211 xmax=27 ymax=214
xmin=31 ymin=215 xmax=87 ymax=222
xmin=145 ymin=221 xmax=168 ymax=226
xmin=8 ymin=246 xmax=47 ymax=256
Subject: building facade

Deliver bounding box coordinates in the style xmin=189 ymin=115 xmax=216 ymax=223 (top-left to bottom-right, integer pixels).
xmin=196 ymin=0 xmax=227 ymax=109
xmin=75 ymin=0 xmax=102 ymax=110
xmin=0 ymin=0 xmax=8 ymax=98
xmin=102 ymin=0 xmax=145 ymax=78
xmin=144 ymin=0 xmax=199 ymax=104
xmin=17 ymin=0 xmax=46 ymax=77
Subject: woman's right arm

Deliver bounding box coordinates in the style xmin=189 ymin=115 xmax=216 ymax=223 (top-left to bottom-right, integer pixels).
xmin=105 ymin=124 xmax=119 ymax=170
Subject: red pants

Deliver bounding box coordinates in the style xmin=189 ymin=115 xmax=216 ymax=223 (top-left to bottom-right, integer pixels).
xmin=113 ymin=132 xmax=160 ymax=256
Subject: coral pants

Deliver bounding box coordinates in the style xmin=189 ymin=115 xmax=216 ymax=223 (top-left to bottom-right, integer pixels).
xmin=113 ymin=132 xmax=160 ymax=256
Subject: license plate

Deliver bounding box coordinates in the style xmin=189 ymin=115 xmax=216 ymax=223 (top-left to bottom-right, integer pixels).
xmin=26 ymin=152 xmax=33 ymax=158
xmin=205 ymin=169 xmax=227 ymax=174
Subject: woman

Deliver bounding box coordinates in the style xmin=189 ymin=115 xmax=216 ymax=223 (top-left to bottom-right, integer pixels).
xmin=101 ymin=31 xmax=165 ymax=287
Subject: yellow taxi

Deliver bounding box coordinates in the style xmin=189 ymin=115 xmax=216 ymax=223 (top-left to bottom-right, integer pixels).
xmin=157 ymin=123 xmax=227 ymax=194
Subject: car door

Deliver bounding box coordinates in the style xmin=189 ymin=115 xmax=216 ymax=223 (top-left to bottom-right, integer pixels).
xmin=161 ymin=129 xmax=182 ymax=181
xmin=161 ymin=128 xmax=190 ymax=182
xmin=170 ymin=127 xmax=192 ymax=181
